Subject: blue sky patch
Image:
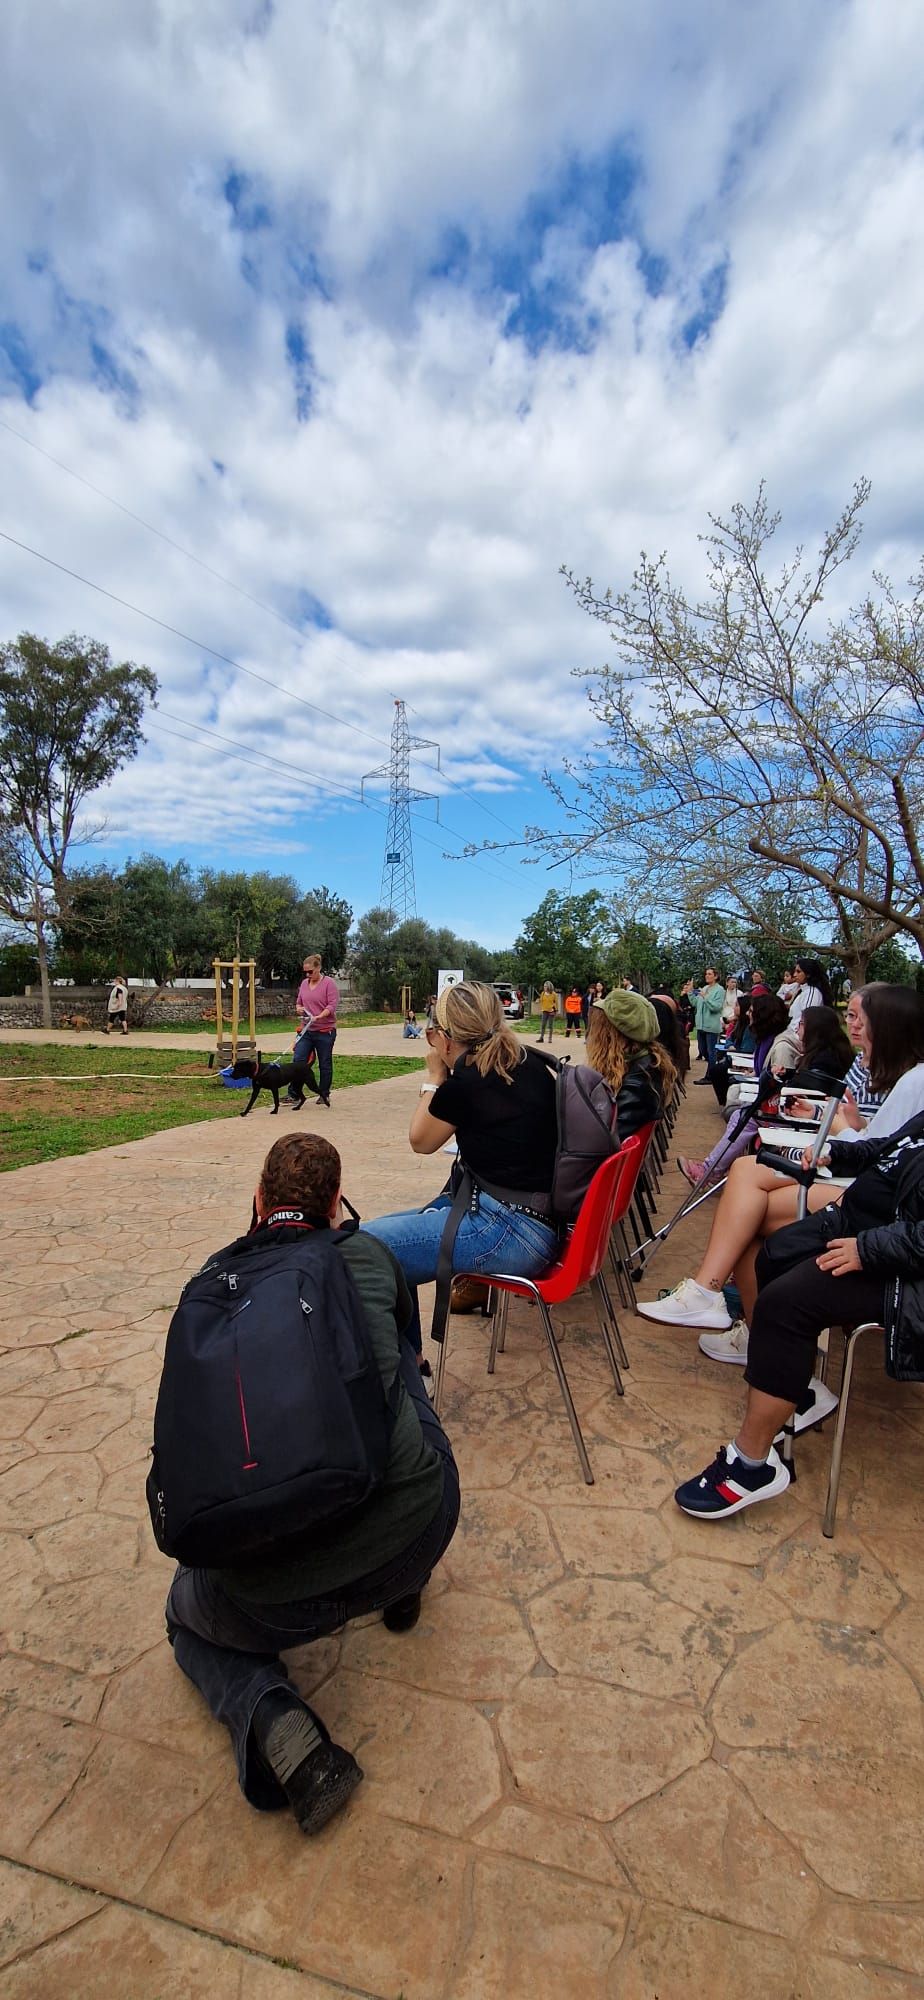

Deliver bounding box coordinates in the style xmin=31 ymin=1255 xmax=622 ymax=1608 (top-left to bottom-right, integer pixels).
xmin=0 ymin=322 xmax=42 ymax=402
xmin=681 ymin=254 xmax=730 ymax=347
xmin=285 ymin=320 xmax=313 ymax=420
xmin=224 ymin=170 xmax=273 ymax=233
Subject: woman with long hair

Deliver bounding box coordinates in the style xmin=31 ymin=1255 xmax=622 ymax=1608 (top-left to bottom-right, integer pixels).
xmin=678 ymin=1001 xmax=851 ymax=1189
xmin=364 ymin=980 xmax=560 ymax=1301
xmin=786 ymin=956 xmax=833 ymax=1024
xmin=638 ymin=984 xmax=924 ymax=1352
xmin=585 ymin=989 xmax=678 ymax=1137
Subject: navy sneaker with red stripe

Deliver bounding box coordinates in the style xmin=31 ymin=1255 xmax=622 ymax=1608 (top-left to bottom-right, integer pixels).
xmin=675 ymin=1441 xmax=790 ymax=1520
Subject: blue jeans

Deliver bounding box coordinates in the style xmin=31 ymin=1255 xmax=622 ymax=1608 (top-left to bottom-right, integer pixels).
xmin=288 ymin=1025 xmax=336 ymax=1100
xmin=363 ymin=1189 xmax=559 ymax=1288
xmin=166 ymin=1342 xmax=459 ymax=1810
xmin=702 ymin=1031 xmax=719 ymax=1067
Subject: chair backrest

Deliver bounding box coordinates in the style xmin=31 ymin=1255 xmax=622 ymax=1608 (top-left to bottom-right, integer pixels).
xmin=554 ymin=1136 xmax=642 ymax=1289
xmin=616 ymin=1120 xmax=657 ymax=1221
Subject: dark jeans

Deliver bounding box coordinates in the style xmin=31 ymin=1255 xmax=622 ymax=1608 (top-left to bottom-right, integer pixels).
xmin=166 ymin=1344 xmax=459 ymax=1809
xmin=702 ymin=1030 xmax=719 ymax=1067
xmin=288 ymin=1026 xmax=336 ymax=1100
xmin=746 ymin=1253 xmax=886 ymax=1405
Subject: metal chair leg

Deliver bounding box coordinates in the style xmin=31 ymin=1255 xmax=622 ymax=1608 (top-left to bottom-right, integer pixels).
xmin=487 ymin=1291 xmax=510 ymax=1374
xmin=823 ymin=1323 xmax=872 ymax=1538
xmin=591 ymin=1276 xmax=625 ymax=1395
xmin=595 ymin=1269 xmax=630 ymax=1370
xmin=537 ymin=1298 xmax=594 ymax=1484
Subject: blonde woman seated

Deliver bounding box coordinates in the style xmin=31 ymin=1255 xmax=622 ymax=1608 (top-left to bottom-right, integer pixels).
xmin=585 ymin=988 xmax=677 ymax=1138
xmin=637 ymin=983 xmax=924 ymax=1351
xmin=363 ymin=981 xmax=560 ymax=1297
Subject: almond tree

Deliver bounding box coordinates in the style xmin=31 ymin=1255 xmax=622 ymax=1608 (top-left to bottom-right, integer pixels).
xmin=550 ymin=483 xmax=924 ymax=981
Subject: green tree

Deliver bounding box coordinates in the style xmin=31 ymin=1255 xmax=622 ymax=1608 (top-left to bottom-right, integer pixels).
xmin=603 ymin=920 xmax=671 ymax=993
xmin=0 ymin=937 xmax=43 ymax=994
xmin=53 ymin=865 xmax=122 ymax=983
xmin=296 ymin=887 xmax=353 ymax=978
xmin=0 ymin=632 xmax=157 ymax=1023
xmin=514 ymin=889 xmax=612 ymax=993
xmin=116 ymin=856 xmax=201 ymax=984
xmin=348 ymin=907 xmax=399 ymax=1007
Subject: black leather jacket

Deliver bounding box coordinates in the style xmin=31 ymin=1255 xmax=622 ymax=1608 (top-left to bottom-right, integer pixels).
xmin=829 ymin=1111 xmax=924 ymax=1380
xmin=615 ymin=1053 xmax=663 ymax=1144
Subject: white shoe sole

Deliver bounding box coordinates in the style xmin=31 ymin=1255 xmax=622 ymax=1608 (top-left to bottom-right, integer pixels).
xmin=637 ymin=1297 xmax=732 ymax=1330
xmin=678 ymin=1459 xmax=791 ymax=1518
xmin=775 ymin=1382 xmax=839 ymax=1437
xmin=698 ymin=1332 xmax=748 ymax=1364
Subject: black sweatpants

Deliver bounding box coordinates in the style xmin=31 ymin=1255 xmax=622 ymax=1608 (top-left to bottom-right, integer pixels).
xmin=746 ymin=1252 xmax=885 ymax=1405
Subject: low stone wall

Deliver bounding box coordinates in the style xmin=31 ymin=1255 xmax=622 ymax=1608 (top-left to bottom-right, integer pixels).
xmin=0 ymin=984 xmax=370 ymax=1029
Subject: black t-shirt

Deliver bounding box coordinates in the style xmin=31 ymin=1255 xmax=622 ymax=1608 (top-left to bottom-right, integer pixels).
xmin=430 ymin=1048 xmax=557 ymax=1193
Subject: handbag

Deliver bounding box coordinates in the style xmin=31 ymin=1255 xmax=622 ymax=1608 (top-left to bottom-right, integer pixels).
xmin=755 ymin=1201 xmax=843 ymax=1285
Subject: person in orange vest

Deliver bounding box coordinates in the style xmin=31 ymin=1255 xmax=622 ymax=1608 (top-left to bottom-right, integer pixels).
xmin=564 ymin=986 xmax=584 ymax=1038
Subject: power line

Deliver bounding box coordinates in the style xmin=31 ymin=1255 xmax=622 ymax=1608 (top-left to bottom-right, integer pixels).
xmin=148 ymin=715 xmax=526 ymax=890
xmin=155 ymin=708 xmax=526 ymax=880
xmin=0 ymin=525 xmax=390 ymax=749
xmin=0 ymin=425 xmax=526 ymax=836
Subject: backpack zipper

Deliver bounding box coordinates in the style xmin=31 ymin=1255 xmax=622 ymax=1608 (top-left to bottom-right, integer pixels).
xmin=234 ymin=1359 xmax=259 ymax=1471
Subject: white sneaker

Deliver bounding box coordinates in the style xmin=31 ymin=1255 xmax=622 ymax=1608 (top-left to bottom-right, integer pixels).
xmin=636 ymin=1279 xmax=732 ymax=1330
xmin=775 ymin=1376 xmax=839 ymax=1439
xmin=699 ymin=1318 xmax=749 ymax=1365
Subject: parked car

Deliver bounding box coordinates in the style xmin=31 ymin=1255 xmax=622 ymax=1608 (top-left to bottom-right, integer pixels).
xmin=492 ymin=981 xmax=525 ymax=1020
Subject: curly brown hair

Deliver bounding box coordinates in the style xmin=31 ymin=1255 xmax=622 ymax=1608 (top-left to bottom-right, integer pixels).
xmin=585 ymin=1009 xmax=677 ymax=1099
xmin=258 ymin=1132 xmax=341 ymax=1219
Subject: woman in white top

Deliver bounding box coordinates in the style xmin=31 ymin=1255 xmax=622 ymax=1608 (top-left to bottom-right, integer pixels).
xmin=786 ymin=956 xmax=833 ymax=1026
xmin=638 ymin=983 xmax=924 ymax=1333
xmin=721 ymin=978 xmax=739 ymax=1032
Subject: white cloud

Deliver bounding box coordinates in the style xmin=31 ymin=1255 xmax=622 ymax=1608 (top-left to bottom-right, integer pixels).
xmin=1 ymin=0 xmax=923 ymax=937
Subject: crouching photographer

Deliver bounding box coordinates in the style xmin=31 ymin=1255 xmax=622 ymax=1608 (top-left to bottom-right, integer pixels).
xmin=149 ymin=1131 xmax=459 ymax=1836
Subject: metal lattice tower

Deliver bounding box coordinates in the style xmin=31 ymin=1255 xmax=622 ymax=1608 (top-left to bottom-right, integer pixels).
xmin=362 ymin=700 xmax=439 ymax=920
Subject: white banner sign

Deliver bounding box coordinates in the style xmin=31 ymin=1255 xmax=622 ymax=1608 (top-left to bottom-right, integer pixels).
xmin=437 ymin=968 xmax=464 ymax=996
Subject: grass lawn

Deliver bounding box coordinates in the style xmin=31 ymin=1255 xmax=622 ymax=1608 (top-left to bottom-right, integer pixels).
xmin=139 ymin=1009 xmax=404 ymax=1034
xmin=0 ymin=1042 xmax=422 ymax=1171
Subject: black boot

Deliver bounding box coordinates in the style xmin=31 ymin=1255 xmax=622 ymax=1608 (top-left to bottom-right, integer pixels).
xmin=251 ymin=1691 xmax=362 ymax=1834
xmin=383 ymin=1592 xmax=422 ymax=1633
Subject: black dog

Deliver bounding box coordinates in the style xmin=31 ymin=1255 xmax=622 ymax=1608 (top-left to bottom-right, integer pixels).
xmin=230 ymin=1052 xmax=321 ymax=1116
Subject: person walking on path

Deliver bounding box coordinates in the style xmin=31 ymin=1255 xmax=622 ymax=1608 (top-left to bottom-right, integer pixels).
xmin=287 ymin=955 xmax=338 ymax=1106
xmin=537 ymin=981 xmax=557 ymax=1043
xmin=105 ymin=974 xmax=129 ymax=1036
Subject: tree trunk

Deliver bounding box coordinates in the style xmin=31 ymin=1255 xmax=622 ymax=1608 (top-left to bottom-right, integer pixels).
xmin=839 ymin=946 xmax=868 ymax=988
xmin=34 ymin=905 xmax=52 ymax=1028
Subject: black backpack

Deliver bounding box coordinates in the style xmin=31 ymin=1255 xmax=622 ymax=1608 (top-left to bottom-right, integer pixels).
xmin=146 ymin=1221 xmax=397 ymax=1567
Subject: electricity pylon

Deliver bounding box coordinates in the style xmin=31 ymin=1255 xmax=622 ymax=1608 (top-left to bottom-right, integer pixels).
xmin=362 ymin=700 xmax=439 ymax=920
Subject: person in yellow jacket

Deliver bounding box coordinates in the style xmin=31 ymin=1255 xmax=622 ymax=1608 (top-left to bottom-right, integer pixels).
xmin=536 ymin=981 xmax=558 ymax=1044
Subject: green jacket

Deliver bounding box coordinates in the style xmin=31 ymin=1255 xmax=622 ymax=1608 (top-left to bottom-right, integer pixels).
xmin=693 ymin=983 xmax=725 ymax=1032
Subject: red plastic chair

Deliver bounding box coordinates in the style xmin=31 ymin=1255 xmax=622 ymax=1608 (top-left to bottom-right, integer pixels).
xmin=432 ymin=1137 xmax=642 ymax=1485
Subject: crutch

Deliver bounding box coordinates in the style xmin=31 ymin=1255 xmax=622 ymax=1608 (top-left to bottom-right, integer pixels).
xmin=618 ymin=1065 xmax=786 ymax=1280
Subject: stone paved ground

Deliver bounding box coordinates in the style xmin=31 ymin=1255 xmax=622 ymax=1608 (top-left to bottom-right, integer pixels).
xmin=2 ymin=1064 xmax=924 ymax=1998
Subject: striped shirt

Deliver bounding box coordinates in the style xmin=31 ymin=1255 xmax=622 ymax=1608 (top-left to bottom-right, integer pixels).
xmin=844 ymin=1053 xmax=884 ymax=1121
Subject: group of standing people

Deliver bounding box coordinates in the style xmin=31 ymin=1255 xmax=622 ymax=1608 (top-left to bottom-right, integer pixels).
xmin=536 ymin=978 xmax=623 ymax=1042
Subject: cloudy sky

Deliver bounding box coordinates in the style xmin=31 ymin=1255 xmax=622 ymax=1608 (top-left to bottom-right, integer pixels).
xmin=2 ymin=0 xmax=922 ymax=944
